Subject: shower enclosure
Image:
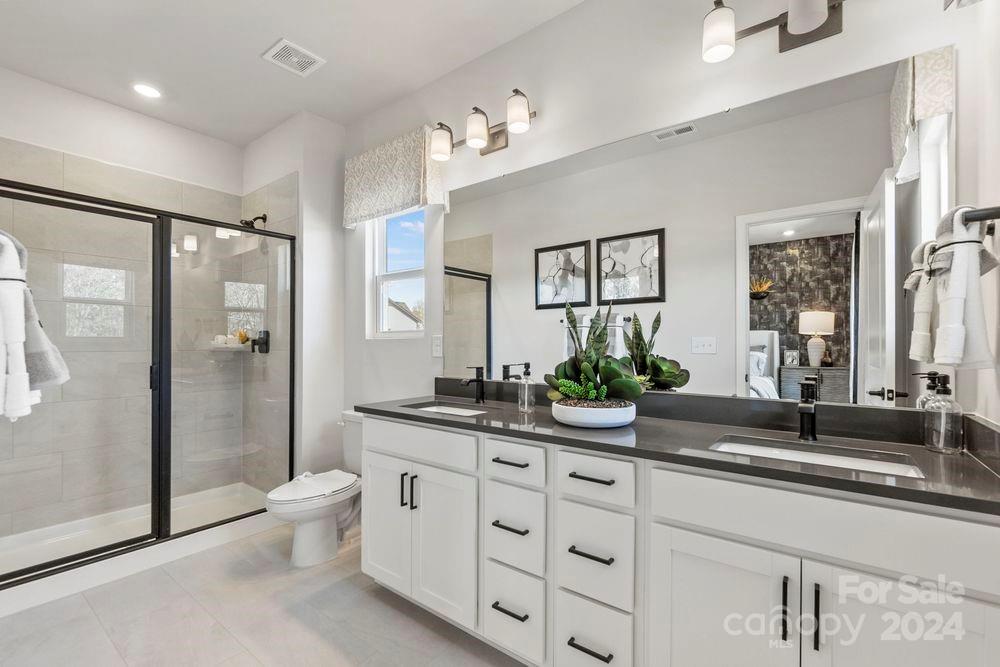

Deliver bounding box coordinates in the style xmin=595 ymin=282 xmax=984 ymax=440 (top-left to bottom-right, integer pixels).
xmin=0 ymin=178 xmax=294 ymax=588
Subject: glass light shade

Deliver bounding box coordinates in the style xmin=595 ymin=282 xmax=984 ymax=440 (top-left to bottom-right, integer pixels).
xmin=466 ymin=108 xmax=489 ymax=149
xmin=787 ymin=0 xmax=828 ymax=35
xmin=506 ymin=90 xmax=530 ymax=134
xmin=702 ymin=2 xmax=736 ymax=63
xmin=183 ymin=234 xmax=198 ymax=252
xmin=430 ymin=123 xmax=453 ymax=162
xmin=798 ymin=310 xmax=835 ymax=336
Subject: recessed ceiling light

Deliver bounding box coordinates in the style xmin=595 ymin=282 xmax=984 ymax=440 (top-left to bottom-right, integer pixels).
xmin=132 ymin=83 xmax=161 ymax=98
xmin=783 ymin=230 xmax=795 ymax=237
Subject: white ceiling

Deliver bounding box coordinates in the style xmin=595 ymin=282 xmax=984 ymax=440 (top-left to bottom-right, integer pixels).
xmin=0 ymin=0 xmax=583 ymax=145
xmin=749 ymin=213 xmax=858 ymax=245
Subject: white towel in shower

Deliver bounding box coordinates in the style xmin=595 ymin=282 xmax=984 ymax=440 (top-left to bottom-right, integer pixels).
xmin=906 ymin=241 xmax=937 ymax=362
xmin=0 ymin=234 xmax=38 ymax=420
xmin=932 ymin=206 xmax=996 ymax=368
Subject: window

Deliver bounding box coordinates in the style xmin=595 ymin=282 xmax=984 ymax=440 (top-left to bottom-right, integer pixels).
xmin=224 ymin=281 xmax=266 ymax=335
xmin=369 ymin=209 xmax=425 ymax=336
xmin=62 ymin=264 xmax=129 ymax=337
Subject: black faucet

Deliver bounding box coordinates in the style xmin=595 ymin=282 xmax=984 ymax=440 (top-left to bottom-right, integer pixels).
xmin=799 ymin=376 xmax=818 ymax=442
xmin=461 ymin=366 xmax=486 ymax=404
xmin=502 ymin=362 xmax=530 ymax=382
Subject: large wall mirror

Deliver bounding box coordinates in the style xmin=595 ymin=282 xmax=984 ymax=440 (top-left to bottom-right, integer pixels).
xmin=443 ymin=48 xmax=975 ymax=410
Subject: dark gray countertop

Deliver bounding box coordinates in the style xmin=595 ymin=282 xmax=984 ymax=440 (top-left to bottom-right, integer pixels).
xmin=355 ymin=395 xmax=1000 ymax=517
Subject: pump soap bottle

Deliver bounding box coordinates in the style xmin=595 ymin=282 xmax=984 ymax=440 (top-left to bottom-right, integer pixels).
xmin=518 ymin=363 xmax=535 ymax=415
xmin=922 ymin=374 xmax=963 ymax=455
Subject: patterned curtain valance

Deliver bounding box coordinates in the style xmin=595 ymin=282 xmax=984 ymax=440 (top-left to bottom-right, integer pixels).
xmin=343 ymin=125 xmax=448 ymax=229
xmin=890 ymin=45 xmax=955 ymax=171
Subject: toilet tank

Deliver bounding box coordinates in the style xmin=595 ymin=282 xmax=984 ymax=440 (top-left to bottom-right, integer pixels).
xmin=341 ymin=410 xmax=364 ymax=474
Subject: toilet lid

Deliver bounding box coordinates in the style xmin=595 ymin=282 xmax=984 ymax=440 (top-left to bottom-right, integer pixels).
xmin=267 ymin=470 xmax=359 ymax=503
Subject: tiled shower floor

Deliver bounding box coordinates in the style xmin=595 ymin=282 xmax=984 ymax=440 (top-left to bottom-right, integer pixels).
xmin=0 ymin=483 xmax=265 ymax=577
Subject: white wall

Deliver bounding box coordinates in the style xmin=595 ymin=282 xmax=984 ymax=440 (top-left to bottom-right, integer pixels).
xmin=243 ymin=112 xmax=349 ymax=473
xmin=446 ymin=95 xmax=890 ymax=395
xmin=0 ymin=66 xmax=242 ymax=194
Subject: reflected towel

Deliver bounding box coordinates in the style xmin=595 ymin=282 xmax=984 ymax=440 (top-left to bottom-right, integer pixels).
xmin=907 ymin=241 xmax=936 ymax=362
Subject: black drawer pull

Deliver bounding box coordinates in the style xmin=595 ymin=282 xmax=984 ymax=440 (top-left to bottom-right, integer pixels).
xmin=781 ymin=575 xmax=789 ymax=642
xmin=568 ymin=471 xmax=615 ymax=486
xmin=399 ymin=472 xmax=408 ymax=507
xmin=567 ymin=637 xmax=613 ymax=663
xmin=409 ymin=475 xmax=418 ymax=510
xmin=491 ymin=601 xmax=529 ymax=623
xmin=492 ymin=519 xmax=530 ymax=536
xmin=492 ymin=456 xmax=529 ymax=469
xmin=568 ymin=545 xmax=614 ymax=566
xmin=813 ymin=583 xmax=821 ymax=651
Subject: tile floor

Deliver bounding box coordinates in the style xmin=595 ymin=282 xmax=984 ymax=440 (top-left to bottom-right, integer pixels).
xmin=0 ymin=525 xmax=519 ymax=666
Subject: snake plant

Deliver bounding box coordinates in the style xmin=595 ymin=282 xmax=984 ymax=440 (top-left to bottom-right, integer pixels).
xmin=623 ymin=311 xmax=691 ymax=391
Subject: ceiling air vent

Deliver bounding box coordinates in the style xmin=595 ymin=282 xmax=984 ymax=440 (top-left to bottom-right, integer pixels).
xmin=262 ymin=39 xmax=326 ymax=77
xmin=651 ymin=124 xmax=697 ymax=142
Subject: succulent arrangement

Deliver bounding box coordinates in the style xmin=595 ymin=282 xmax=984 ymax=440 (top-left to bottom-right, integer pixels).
xmin=544 ymin=304 xmax=645 ymax=404
xmin=623 ymin=312 xmax=691 ymax=391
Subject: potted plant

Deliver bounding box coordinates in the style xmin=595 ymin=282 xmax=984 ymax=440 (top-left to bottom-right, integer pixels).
xmin=749 ymin=276 xmax=774 ymax=300
xmin=543 ymin=304 xmax=644 ymax=428
xmin=623 ymin=312 xmax=691 ymax=391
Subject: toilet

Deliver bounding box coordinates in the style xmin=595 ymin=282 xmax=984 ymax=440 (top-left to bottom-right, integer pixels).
xmin=265 ymin=410 xmax=364 ymax=567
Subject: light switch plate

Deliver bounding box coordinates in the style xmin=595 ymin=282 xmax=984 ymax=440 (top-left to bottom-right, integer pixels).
xmin=691 ymin=336 xmax=717 ymax=354
xmin=431 ymin=334 xmax=443 ymax=357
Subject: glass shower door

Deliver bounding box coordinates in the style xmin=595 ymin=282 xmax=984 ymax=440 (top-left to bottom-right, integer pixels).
xmin=0 ymin=193 xmax=155 ymax=581
xmin=169 ymin=220 xmax=292 ymax=533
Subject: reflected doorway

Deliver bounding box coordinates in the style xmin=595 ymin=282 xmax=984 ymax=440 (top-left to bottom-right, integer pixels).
xmin=443 ymin=267 xmax=492 ymax=379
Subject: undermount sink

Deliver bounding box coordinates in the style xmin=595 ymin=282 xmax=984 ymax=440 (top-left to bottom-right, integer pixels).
xmin=403 ymin=401 xmax=489 ymax=417
xmin=710 ymin=435 xmax=925 ymax=479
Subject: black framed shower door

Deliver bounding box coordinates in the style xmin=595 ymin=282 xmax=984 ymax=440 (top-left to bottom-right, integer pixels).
xmin=0 ymin=178 xmax=296 ymax=589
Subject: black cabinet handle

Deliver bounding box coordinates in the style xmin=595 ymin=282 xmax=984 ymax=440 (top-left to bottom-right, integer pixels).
xmin=409 ymin=475 xmax=418 ymax=510
xmin=492 ymin=519 xmax=530 ymax=536
xmin=491 ymin=601 xmax=529 ymax=623
xmin=568 ymin=471 xmax=615 ymax=486
xmin=781 ymin=575 xmax=789 ymax=642
xmin=813 ymin=583 xmax=821 ymax=651
xmin=399 ymin=472 xmax=408 ymax=507
xmin=492 ymin=456 xmax=529 ymax=469
xmin=568 ymin=545 xmax=614 ymax=566
xmin=567 ymin=637 xmax=613 ymax=663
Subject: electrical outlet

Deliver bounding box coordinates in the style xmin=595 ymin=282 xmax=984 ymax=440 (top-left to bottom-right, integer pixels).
xmin=431 ymin=334 xmax=443 ymax=358
xmin=691 ymin=336 xmax=717 ymax=354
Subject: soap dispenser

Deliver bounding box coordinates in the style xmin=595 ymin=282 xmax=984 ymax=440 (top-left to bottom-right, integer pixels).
xmin=922 ymin=374 xmax=963 ymax=455
xmin=518 ymin=363 xmax=535 ymax=415
xmin=912 ymin=371 xmax=941 ymax=410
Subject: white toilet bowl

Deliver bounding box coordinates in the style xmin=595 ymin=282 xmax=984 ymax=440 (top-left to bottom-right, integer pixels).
xmin=266 ymin=470 xmax=361 ymax=567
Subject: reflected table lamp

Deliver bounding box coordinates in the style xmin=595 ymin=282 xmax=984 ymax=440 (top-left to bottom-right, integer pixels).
xmin=798 ymin=311 xmax=835 ymax=367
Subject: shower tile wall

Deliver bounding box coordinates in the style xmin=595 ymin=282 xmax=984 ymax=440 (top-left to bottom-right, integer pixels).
xmin=0 ymin=135 xmax=293 ymax=544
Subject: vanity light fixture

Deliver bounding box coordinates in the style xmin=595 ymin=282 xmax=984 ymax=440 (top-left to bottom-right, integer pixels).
xmin=465 ymin=107 xmax=490 ymax=150
xmin=183 ymin=234 xmax=198 ymax=252
xmin=431 ymin=90 xmax=537 ymax=161
xmin=702 ymin=0 xmax=844 ymax=64
xmin=430 ymin=123 xmax=454 ymax=162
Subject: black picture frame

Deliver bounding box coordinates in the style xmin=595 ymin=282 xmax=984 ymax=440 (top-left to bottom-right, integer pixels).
xmin=534 ymin=240 xmax=591 ymax=309
xmin=596 ymin=227 xmax=666 ymax=305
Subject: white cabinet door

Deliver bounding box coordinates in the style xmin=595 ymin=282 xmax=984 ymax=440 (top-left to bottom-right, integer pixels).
xmin=802 ymin=561 xmax=1000 ymax=667
xmin=361 ymin=451 xmax=413 ymax=595
xmin=648 ymin=524 xmax=800 ymax=667
xmin=410 ymin=462 xmax=478 ymax=630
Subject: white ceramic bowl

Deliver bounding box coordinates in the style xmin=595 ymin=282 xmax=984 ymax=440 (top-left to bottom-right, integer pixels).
xmin=551 ymin=401 xmax=636 ymax=428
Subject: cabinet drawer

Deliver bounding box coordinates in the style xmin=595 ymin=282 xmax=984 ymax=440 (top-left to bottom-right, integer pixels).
xmin=365 ymin=418 xmax=477 ymax=471
xmin=555 ymin=589 xmax=632 ymax=667
xmin=485 ymin=480 xmax=546 ymax=576
xmin=485 ymin=438 xmax=546 ymax=488
xmin=556 ymin=450 xmax=634 ymax=508
xmin=556 ymin=500 xmax=635 ymax=612
xmin=483 ymin=560 xmax=545 ymax=665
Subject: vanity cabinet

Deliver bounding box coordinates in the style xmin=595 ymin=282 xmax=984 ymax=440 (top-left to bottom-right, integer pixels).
xmin=361 ymin=449 xmax=478 ymax=630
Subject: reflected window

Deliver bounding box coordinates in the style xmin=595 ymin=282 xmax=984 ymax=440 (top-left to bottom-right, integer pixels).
xmin=224 ymin=281 xmax=266 ymax=334
xmin=62 ymin=264 xmax=128 ymax=338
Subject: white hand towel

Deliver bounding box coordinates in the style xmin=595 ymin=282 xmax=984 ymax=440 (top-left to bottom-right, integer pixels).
xmin=0 ymin=235 xmax=34 ymax=420
xmin=907 ymin=241 xmax=936 ymax=362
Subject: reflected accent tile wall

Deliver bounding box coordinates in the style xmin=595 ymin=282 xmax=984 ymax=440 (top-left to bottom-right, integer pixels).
xmin=749 ymin=233 xmax=854 ymax=366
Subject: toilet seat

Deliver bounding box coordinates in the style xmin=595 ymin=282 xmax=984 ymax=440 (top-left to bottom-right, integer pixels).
xmin=266 ymin=470 xmax=359 ymax=505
